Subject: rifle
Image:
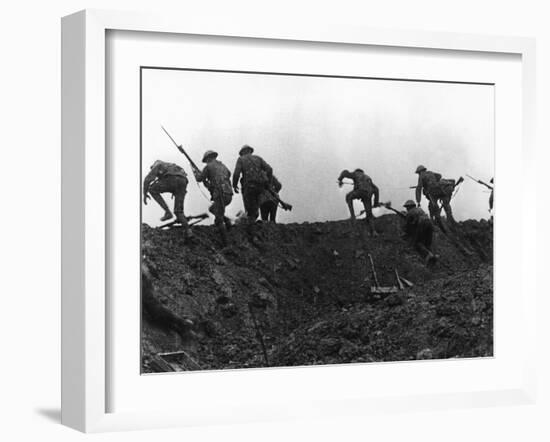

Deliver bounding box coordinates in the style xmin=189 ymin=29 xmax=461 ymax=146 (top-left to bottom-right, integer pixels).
xmin=266 ymin=187 xmax=292 ymax=211
xmin=161 ymin=125 xmax=201 ymax=174
xmin=159 ymin=213 xmax=209 ymax=229
xmin=466 ymin=174 xmax=493 ymax=190
xmin=362 ymin=201 xmax=405 ymax=218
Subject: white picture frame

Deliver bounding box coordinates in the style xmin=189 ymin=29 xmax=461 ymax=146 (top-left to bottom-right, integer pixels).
xmin=61 ymin=9 xmax=537 ymax=433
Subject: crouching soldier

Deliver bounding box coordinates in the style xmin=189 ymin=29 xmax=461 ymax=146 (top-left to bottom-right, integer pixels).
xmin=232 ymin=145 xmax=273 ymax=222
xmin=143 ymin=160 xmax=191 ymax=238
xmin=337 ymin=168 xmax=380 ymax=237
xmin=402 ymin=200 xmax=437 ymax=265
xmin=259 ymin=175 xmax=282 ymax=223
xmin=194 ymin=150 xmax=233 ymax=244
xmin=415 ymin=165 xmax=457 ymax=230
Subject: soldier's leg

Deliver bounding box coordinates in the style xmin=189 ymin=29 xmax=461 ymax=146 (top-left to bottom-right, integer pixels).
xmin=270 ymin=204 xmax=278 ymax=223
xmin=222 ymin=192 xmax=233 ymax=230
xmin=428 ymin=195 xmax=446 ymax=232
xmin=148 ymin=180 xmax=173 ymax=221
xmin=260 ymin=203 xmax=269 ymax=221
xmin=245 ymin=186 xmax=261 ymax=221
xmin=441 ymin=196 xmax=456 ymax=224
xmin=210 ymin=193 xmax=229 ymax=245
xmin=345 ymin=191 xmax=358 ymax=219
xmin=361 ymin=196 xmax=377 ymax=237
xmin=172 ymin=177 xmax=192 ymax=237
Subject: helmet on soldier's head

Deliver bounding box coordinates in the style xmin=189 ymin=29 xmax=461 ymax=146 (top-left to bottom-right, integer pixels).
xmin=239 ymin=145 xmax=254 ymax=155
xmin=415 ymin=165 xmax=427 ymax=174
xmin=403 ymin=200 xmax=416 ymax=208
xmin=354 ymin=168 xmax=364 ymax=173
xmin=151 ymin=159 xmax=164 ymax=169
xmin=202 ymin=150 xmax=218 ymax=163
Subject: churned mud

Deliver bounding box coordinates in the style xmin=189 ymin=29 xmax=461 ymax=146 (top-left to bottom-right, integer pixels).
xmin=141 ymin=215 xmax=493 ymax=373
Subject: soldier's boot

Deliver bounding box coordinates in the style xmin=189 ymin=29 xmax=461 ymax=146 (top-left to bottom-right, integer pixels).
xmin=442 ymin=202 xmax=456 ymax=225
xmin=347 ymin=201 xmax=356 ymax=220
xmin=367 ymin=217 xmax=378 ymax=237
xmin=215 ymin=219 xmax=228 ymax=246
xmin=175 ymin=213 xmax=193 ymax=239
xmin=150 ymin=192 xmax=173 ymax=221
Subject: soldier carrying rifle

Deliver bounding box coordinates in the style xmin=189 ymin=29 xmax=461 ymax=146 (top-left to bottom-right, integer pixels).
xmin=161 ymin=126 xmax=233 ymax=245
xmin=467 ymin=174 xmax=494 ymax=213
xmin=380 ymin=200 xmax=437 ymax=266
xmin=415 ymin=165 xmax=463 ymax=231
xmin=194 ymin=150 xmax=234 ymax=245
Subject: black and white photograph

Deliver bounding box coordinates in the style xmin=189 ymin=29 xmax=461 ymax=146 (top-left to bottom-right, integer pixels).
xmin=140 ymin=67 xmax=494 ymax=373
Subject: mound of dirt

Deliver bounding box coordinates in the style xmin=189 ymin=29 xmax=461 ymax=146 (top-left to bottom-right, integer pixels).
xmin=141 ymin=215 xmax=493 ymax=372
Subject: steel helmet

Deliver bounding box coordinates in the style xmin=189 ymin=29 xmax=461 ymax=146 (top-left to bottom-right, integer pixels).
xmin=415 ymin=165 xmax=427 ymax=174
xmin=239 ymin=144 xmax=254 ymax=155
xmin=151 ymin=159 xmax=165 ymax=169
xmin=202 ymin=150 xmax=218 ymax=163
xmin=354 ymin=168 xmax=364 ymax=173
xmin=403 ymin=200 xmax=416 ymax=208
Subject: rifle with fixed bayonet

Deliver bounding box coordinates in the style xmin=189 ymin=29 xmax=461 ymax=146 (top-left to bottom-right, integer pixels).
xmin=161 ymin=125 xmax=201 ymax=175
xmin=466 ymin=174 xmax=493 ymax=190
xmin=361 ymin=201 xmax=405 ymax=218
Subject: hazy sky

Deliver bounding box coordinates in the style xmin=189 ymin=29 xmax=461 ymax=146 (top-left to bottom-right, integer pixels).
xmin=142 ymin=69 xmax=494 ymax=226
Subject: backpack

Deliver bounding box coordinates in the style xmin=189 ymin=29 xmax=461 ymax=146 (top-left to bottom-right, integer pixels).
xmin=242 ymin=155 xmax=268 ymax=186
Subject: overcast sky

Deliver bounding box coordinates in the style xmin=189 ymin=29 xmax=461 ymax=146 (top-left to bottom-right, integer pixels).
xmin=141 ymin=69 xmax=494 ymax=226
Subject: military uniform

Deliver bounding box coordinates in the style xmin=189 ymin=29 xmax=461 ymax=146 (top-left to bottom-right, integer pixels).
xmin=232 ymin=150 xmax=273 ymax=221
xmin=337 ymin=169 xmax=379 ymax=235
xmin=259 ymin=175 xmax=282 ymax=222
xmin=195 ymin=158 xmax=233 ymax=230
xmin=403 ymin=206 xmax=434 ymax=257
xmin=415 ymin=169 xmax=456 ymax=225
xmin=143 ymin=160 xmax=190 ymax=234
xmin=489 ymin=178 xmax=494 ymax=211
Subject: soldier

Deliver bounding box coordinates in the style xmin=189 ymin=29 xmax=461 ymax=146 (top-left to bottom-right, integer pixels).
xmin=402 ymin=200 xmax=437 ymax=265
xmin=337 ymin=168 xmax=380 ymax=236
xmin=142 ymin=255 xmax=195 ymax=344
xmin=414 ymin=165 xmax=457 ymax=229
xmin=143 ymin=160 xmax=191 ymax=237
xmin=489 ymin=177 xmax=494 ymax=212
xmin=259 ymin=175 xmax=282 ymax=223
xmin=232 ymin=145 xmax=273 ymax=222
xmin=194 ymin=150 xmax=233 ymax=243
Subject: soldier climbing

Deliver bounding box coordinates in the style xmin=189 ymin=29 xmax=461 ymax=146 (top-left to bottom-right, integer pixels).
xmin=194 ymin=150 xmax=234 ymax=245
xmin=337 ymin=168 xmax=380 ymax=237
xmin=143 ymin=160 xmax=192 ymax=239
xmin=414 ymin=165 xmax=463 ymax=232
xmin=232 ymin=145 xmax=274 ymax=222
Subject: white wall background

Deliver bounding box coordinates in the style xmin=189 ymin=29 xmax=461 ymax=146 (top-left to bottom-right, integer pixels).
xmin=0 ymin=1 xmax=546 ymax=441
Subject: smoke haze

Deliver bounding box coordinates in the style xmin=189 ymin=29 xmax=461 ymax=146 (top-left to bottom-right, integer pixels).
xmin=141 ymin=69 xmax=494 ymax=226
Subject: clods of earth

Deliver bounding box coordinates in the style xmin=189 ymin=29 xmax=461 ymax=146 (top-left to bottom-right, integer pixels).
xmin=141 ymin=214 xmax=493 ymax=372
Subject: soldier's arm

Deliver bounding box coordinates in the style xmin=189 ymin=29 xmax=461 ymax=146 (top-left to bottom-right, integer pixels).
xmin=338 ymin=169 xmax=353 ymax=182
xmin=232 ymin=158 xmax=242 ymax=190
xmin=371 ymin=183 xmax=380 ymax=207
xmin=272 ymin=176 xmax=282 ymax=192
xmin=143 ymin=166 xmax=159 ymax=193
xmin=194 ymin=165 xmax=207 ymax=183
xmin=415 ymin=174 xmax=422 ymax=205
xmin=260 ymin=157 xmax=273 ymax=181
